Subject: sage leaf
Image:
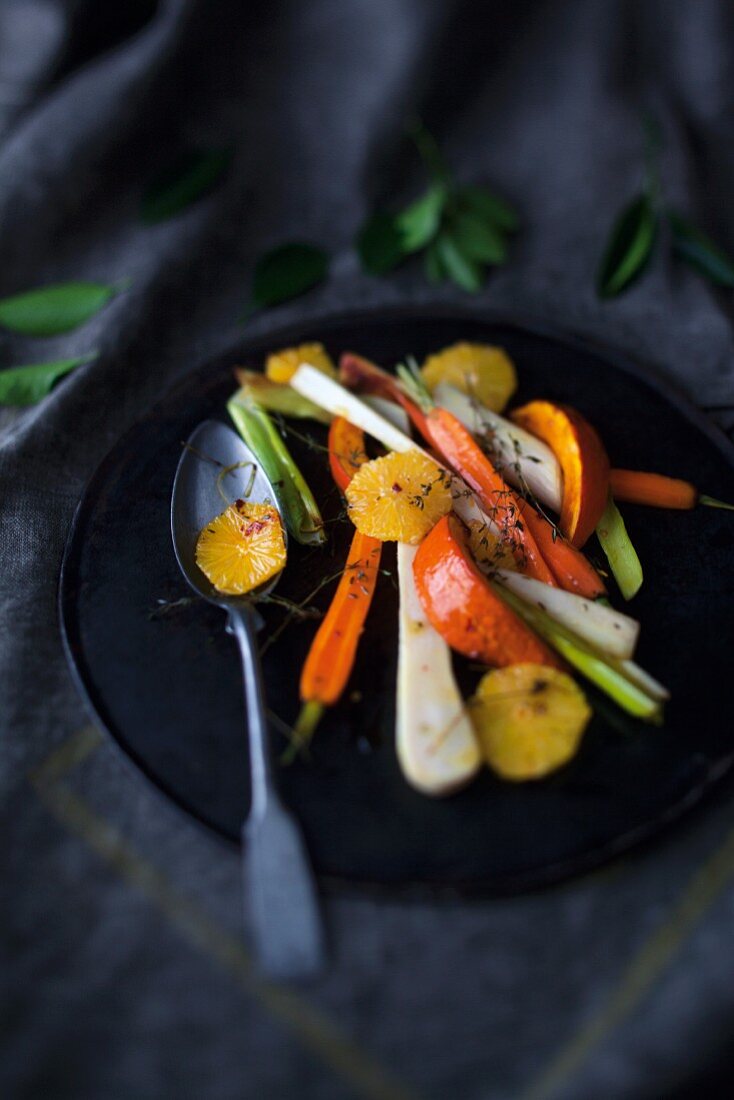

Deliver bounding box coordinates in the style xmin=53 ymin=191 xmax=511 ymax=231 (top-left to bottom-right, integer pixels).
xmin=448 ymin=209 xmax=507 ymax=265
xmin=251 ymin=243 xmax=328 ymax=310
xmin=424 ymin=239 xmax=446 ymax=284
xmin=456 ymin=185 xmax=519 ymax=233
xmin=436 ymin=232 xmax=483 ymax=292
xmin=597 ymin=193 xmax=658 ymax=298
xmin=668 ymin=211 xmax=734 ymax=288
xmin=0 ymin=280 xmax=126 ymax=336
xmin=397 ymin=185 xmax=447 ymax=252
xmin=357 ymin=212 xmax=405 ymax=275
xmin=141 ymin=148 xmax=233 ymax=224
xmin=0 ymin=352 xmax=96 ymax=406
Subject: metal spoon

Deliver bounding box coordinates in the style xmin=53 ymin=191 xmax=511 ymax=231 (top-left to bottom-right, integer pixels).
xmin=171 ymin=419 xmax=325 ymax=978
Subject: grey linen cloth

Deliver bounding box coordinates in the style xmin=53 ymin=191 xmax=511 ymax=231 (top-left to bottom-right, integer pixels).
xmin=3 ymin=1 xmax=734 ymax=1097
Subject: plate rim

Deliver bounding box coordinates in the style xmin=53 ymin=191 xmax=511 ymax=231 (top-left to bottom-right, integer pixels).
xmin=58 ymin=304 xmax=734 ymax=899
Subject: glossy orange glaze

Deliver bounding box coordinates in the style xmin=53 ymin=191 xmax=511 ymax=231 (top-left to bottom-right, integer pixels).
xmin=413 ymin=514 xmax=562 ymax=669
xmin=511 ymin=400 xmax=610 ymax=547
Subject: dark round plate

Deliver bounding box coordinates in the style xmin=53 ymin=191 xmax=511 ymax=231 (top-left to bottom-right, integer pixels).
xmin=59 ymin=309 xmax=734 ymax=896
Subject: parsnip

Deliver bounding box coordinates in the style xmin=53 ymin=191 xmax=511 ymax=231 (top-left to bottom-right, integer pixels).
xmin=494 ymin=569 xmax=640 ymax=660
xmin=434 ymin=381 xmax=563 ymax=512
xmin=396 ymin=543 xmax=481 ymax=795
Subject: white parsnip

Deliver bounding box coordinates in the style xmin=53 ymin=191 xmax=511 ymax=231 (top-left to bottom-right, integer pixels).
xmin=434 ymin=381 xmax=563 ymax=512
xmin=396 ymin=543 xmax=481 ymax=795
xmin=362 ymin=395 xmax=410 ymax=434
xmin=291 ymin=365 xmax=425 ymax=455
xmin=494 ymin=569 xmax=640 ymax=660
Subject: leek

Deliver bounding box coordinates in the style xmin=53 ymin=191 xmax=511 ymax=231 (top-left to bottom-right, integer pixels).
xmin=495 ymin=583 xmax=663 ymax=721
xmin=596 ymin=494 xmax=643 ymax=600
xmin=227 ymin=393 xmax=325 ymax=546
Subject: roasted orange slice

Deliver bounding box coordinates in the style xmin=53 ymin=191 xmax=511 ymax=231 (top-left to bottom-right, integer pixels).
xmin=196 ymin=501 xmax=286 ymax=595
xmin=469 ymin=663 xmax=590 ymax=780
xmin=345 ymin=451 xmax=452 ymax=544
xmin=421 ymin=342 xmax=517 ymax=412
xmin=265 ymin=342 xmax=336 ymax=384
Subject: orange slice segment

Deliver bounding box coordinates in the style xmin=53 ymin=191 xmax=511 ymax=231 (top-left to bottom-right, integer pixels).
xmin=345 ymin=451 xmax=452 ymax=544
xmin=421 ymin=342 xmax=517 ymax=412
xmin=265 ymin=342 xmax=336 ymax=384
xmin=196 ymin=501 xmax=286 ymax=595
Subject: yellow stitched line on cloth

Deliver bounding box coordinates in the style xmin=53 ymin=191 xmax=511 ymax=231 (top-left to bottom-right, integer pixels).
xmin=29 ymin=724 xmax=103 ymax=786
xmin=521 ymin=819 xmax=734 ymax=1100
xmin=29 ymin=727 xmax=417 ymax=1100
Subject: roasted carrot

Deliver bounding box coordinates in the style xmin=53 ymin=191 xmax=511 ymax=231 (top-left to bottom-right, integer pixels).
xmin=522 ymin=507 xmax=607 ymax=599
xmin=297 ymin=530 xmax=382 ymax=720
xmin=340 ymin=352 xmax=431 ymax=439
xmin=293 ymin=420 xmax=382 ymax=746
xmin=413 ymin=514 xmax=561 ymax=669
xmin=610 ymin=469 xmax=696 ymax=509
xmin=328 ymin=416 xmax=369 ymax=493
xmin=423 ymin=406 xmax=557 ymax=585
xmin=609 ymin=468 xmax=734 ymax=512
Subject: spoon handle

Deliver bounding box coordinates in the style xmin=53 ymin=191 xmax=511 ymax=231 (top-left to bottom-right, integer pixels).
xmin=227 ymin=605 xmax=326 ymax=978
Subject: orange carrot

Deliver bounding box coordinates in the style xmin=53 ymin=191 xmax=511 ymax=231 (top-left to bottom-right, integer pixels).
xmin=339 ymin=351 xmax=431 ymax=439
xmin=423 ymin=406 xmax=558 ymax=586
xmin=522 ymin=507 xmax=607 ymax=599
xmin=299 ymin=530 xmax=382 ymax=708
xmin=413 ymin=514 xmax=562 ymax=669
xmin=294 ymin=419 xmax=382 ymax=746
xmin=328 ymin=416 xmax=369 ymax=493
xmin=610 ymin=469 xmax=697 ymax=509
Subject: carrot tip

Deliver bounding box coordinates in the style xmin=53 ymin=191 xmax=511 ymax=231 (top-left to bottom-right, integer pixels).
xmin=294 ymin=700 xmax=326 ymax=743
xmin=699 ymin=494 xmax=734 ymax=512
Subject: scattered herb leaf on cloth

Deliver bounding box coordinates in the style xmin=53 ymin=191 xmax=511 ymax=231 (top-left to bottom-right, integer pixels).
xmin=0 ymin=281 xmax=127 ymax=336
xmin=668 ymin=211 xmax=734 ymax=288
xmin=597 ymin=193 xmax=657 ymax=298
xmin=250 ymin=244 xmax=328 ymax=311
xmin=355 ymin=122 xmax=519 ymax=293
xmin=357 ymin=213 xmax=405 ymax=276
xmin=141 ymin=148 xmax=233 ymax=224
xmin=0 ymin=353 xmax=97 ymax=406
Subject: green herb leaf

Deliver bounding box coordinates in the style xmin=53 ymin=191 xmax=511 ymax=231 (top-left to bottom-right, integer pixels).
xmin=456 ymin=185 xmax=519 ymax=233
xmin=396 ymin=184 xmax=447 ymax=252
xmin=435 ymin=232 xmax=484 ymax=292
xmin=597 ymin=193 xmax=658 ymax=298
xmin=251 ymin=244 xmax=328 ymax=311
xmin=668 ymin=210 xmax=734 ymax=288
xmin=447 ymin=208 xmax=507 ymax=264
xmin=424 ymin=238 xmax=446 ymax=283
xmin=357 ymin=212 xmax=405 ymax=275
xmin=141 ymin=148 xmax=233 ymax=224
xmin=0 ymin=281 xmax=126 ymax=336
xmin=0 ymin=352 xmax=97 ymax=406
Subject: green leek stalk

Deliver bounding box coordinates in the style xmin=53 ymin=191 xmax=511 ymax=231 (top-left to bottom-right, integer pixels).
xmin=494 ymin=582 xmax=662 ymax=722
xmin=227 ymin=394 xmax=326 ymax=547
xmin=596 ymin=494 xmax=643 ymax=600
xmin=232 ymin=373 xmax=331 ymax=423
